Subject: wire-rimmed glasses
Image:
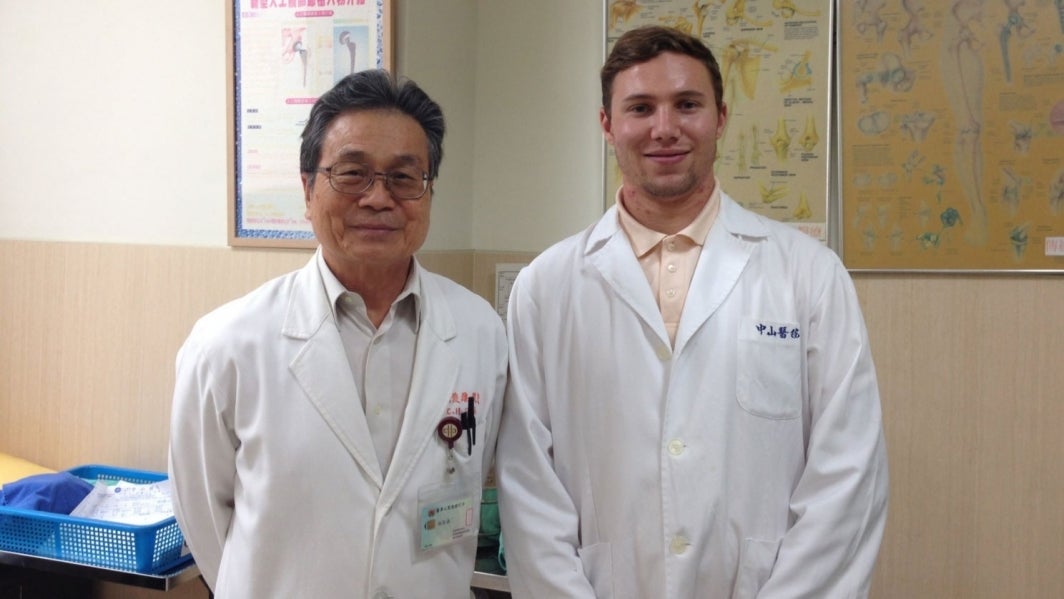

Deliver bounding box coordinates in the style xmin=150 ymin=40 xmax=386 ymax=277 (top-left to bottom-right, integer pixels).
xmin=315 ymin=161 xmax=430 ymax=200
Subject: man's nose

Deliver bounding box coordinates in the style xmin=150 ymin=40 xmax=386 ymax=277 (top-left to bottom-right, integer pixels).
xmin=652 ymin=107 xmax=680 ymax=139
xmin=357 ymin=176 xmax=397 ymax=209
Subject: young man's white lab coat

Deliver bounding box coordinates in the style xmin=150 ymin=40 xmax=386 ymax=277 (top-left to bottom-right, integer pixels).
xmin=497 ymin=194 xmax=888 ymax=599
xmin=169 ymin=250 xmax=506 ymax=598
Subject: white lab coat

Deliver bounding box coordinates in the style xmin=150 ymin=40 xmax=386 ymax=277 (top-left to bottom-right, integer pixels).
xmin=497 ymin=194 xmax=888 ymax=599
xmin=169 ymin=251 xmax=506 ymax=599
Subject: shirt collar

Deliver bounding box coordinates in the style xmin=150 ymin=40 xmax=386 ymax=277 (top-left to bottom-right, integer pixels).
xmin=615 ymin=183 xmax=721 ymax=257
xmin=315 ymin=250 xmax=423 ymax=331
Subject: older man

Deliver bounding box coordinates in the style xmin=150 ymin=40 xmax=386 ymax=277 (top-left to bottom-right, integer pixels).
xmin=169 ymin=70 xmax=506 ymax=598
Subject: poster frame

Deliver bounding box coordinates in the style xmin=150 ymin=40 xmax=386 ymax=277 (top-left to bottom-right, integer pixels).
xmin=228 ymin=0 xmax=394 ymax=248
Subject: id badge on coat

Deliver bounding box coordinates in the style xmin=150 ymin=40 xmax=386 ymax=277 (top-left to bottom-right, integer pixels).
xmin=417 ymin=472 xmax=479 ymax=551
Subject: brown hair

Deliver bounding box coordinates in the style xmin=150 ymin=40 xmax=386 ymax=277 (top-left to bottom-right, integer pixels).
xmin=601 ymin=26 xmax=724 ymax=116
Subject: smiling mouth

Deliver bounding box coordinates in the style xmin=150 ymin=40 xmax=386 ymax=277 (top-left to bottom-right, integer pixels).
xmin=349 ymin=223 xmax=399 ymax=235
xmin=645 ymin=151 xmax=689 ymax=164
xmin=350 ymin=221 xmax=397 ymax=229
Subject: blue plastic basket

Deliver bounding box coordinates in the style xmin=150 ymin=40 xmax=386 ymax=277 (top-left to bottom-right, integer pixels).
xmin=0 ymin=464 xmax=191 ymax=573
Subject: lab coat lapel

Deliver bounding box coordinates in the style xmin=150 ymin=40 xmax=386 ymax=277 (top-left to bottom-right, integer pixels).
xmin=674 ymin=194 xmax=765 ymax=355
xmin=285 ymin=255 xmax=384 ymax=489
xmin=379 ymin=270 xmax=458 ymax=507
xmin=586 ymin=206 xmax=671 ymax=346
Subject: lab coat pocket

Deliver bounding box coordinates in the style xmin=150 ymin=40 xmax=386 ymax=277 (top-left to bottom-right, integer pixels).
xmin=576 ymin=541 xmax=614 ymax=598
xmin=732 ymin=537 xmax=782 ymax=599
xmin=736 ymin=317 xmax=802 ymax=419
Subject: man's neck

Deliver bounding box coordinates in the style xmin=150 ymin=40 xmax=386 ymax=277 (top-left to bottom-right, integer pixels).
xmin=328 ymin=256 xmax=413 ymax=327
xmin=619 ymin=185 xmax=714 ymax=235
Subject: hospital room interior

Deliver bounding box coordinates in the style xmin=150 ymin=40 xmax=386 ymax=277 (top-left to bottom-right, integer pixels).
xmin=1 ymin=1 xmax=1063 ymax=598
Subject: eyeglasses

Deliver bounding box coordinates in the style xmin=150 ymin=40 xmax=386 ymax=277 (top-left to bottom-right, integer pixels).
xmin=315 ymin=161 xmax=431 ymax=200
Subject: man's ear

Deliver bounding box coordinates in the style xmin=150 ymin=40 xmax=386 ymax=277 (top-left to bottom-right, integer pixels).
xmin=600 ymin=106 xmax=615 ymax=145
xmin=301 ymin=173 xmax=313 ymax=219
xmin=716 ymin=102 xmax=728 ymax=140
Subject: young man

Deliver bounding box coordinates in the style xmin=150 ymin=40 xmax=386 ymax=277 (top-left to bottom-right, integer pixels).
xmin=497 ymin=26 xmax=888 ymax=598
xmin=169 ymin=70 xmax=506 ymax=598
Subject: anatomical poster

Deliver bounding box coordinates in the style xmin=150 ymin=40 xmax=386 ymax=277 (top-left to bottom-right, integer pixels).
xmin=606 ymin=0 xmax=834 ymax=243
xmin=839 ymin=0 xmax=1064 ymax=271
xmin=230 ymin=0 xmax=392 ymax=247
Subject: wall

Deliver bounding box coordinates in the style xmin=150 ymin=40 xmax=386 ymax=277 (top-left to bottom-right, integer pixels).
xmin=0 ymin=2 xmax=229 ymax=247
xmin=2 ymin=2 xmax=1063 ymax=599
xmin=0 ymin=0 xmax=603 ymax=251
xmin=855 ymin=275 xmax=1064 ymax=598
xmin=471 ymin=1 xmax=606 ymax=251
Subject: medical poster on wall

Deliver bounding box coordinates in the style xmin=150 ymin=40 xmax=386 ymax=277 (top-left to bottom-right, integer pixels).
xmin=229 ymin=0 xmax=393 ymax=248
xmin=838 ymin=1 xmax=1064 ymax=271
xmin=605 ymin=0 xmax=834 ymax=243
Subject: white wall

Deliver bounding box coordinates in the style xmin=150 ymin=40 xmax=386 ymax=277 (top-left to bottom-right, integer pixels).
xmin=472 ymin=0 xmax=605 ymax=251
xmin=0 ymin=2 xmax=229 ymax=246
xmin=395 ymin=0 xmax=478 ymax=250
xmin=0 ymin=1 xmax=605 ymax=253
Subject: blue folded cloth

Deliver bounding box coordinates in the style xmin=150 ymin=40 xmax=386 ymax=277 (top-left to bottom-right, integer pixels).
xmin=0 ymin=471 xmax=94 ymax=514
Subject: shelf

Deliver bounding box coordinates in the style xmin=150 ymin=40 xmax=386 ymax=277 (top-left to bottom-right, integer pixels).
xmin=471 ymin=571 xmax=509 ymax=592
xmin=2 ymin=549 xmax=504 ymax=594
xmin=0 ymin=549 xmax=199 ymax=591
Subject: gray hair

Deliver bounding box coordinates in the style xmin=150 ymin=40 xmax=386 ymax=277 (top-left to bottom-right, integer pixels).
xmin=300 ymin=70 xmax=445 ymax=181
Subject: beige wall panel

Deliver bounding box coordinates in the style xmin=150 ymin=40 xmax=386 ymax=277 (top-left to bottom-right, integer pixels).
xmin=854 ymin=274 xmax=1064 ymax=599
xmin=417 ymin=250 xmax=476 ymax=291
xmin=0 ymin=241 xmax=308 ymax=471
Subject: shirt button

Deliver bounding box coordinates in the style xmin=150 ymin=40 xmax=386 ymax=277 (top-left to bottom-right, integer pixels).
xmin=666 ymin=263 xmax=678 ymax=273
xmin=665 ymin=289 xmax=677 ymax=299
xmin=670 ymin=535 xmax=689 ymax=555
xmin=666 ymin=241 xmax=676 ymax=251
xmin=668 ymin=439 xmax=685 ymax=456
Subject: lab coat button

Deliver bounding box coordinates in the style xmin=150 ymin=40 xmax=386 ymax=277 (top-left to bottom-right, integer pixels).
xmin=655 ymin=344 xmax=671 ymax=361
xmin=372 ymin=589 xmax=394 ymax=599
xmin=668 ymin=439 xmax=685 ymax=456
xmin=670 ymin=535 xmax=689 ymax=555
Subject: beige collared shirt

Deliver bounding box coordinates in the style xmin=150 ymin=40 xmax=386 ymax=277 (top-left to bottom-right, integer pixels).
xmin=616 ymin=185 xmax=721 ymax=345
xmin=316 ymin=251 xmax=421 ymax=477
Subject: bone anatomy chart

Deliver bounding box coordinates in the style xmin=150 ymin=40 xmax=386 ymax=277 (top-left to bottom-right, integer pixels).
xmin=606 ymin=0 xmax=832 ymax=241
xmin=840 ymin=0 xmax=1064 ymax=269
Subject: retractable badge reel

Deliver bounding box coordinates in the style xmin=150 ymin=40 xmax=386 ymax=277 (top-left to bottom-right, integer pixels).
xmin=437 ymin=416 xmax=462 ymax=474
xmin=437 ymin=397 xmax=476 ymax=475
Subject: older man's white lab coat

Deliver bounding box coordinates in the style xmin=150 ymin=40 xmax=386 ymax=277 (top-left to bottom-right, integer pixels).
xmin=497 ymin=194 xmax=888 ymax=599
xmin=169 ymin=251 xmax=506 ymax=599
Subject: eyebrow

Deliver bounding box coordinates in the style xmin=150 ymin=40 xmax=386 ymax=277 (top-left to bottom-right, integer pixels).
xmin=334 ymin=150 xmax=424 ymax=168
xmin=619 ymin=90 xmax=708 ymax=104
